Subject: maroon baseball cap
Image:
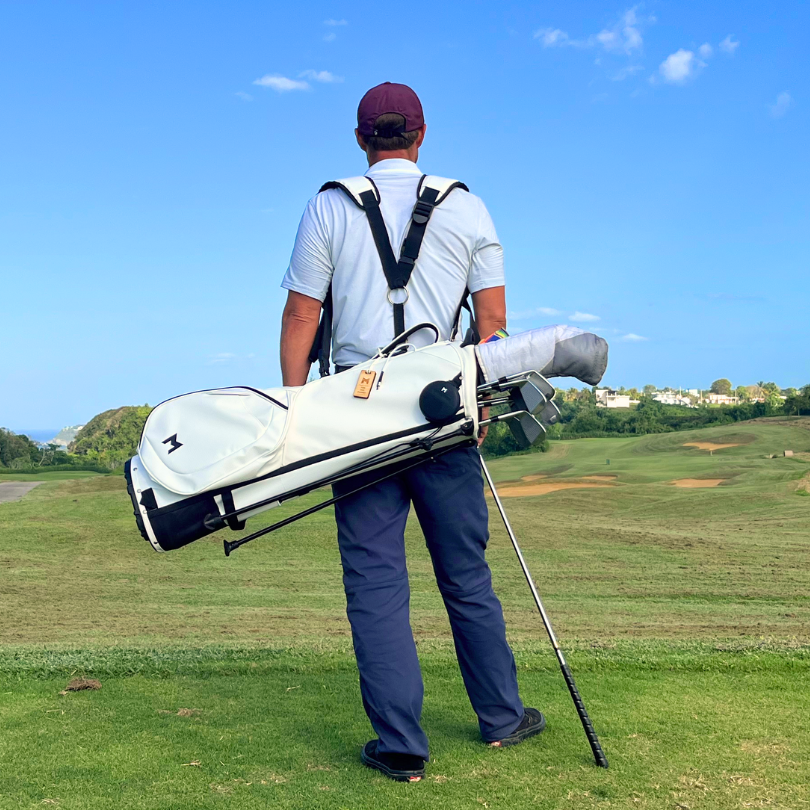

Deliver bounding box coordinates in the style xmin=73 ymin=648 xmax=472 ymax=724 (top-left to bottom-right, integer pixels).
xmin=357 ymin=82 xmax=425 ymax=137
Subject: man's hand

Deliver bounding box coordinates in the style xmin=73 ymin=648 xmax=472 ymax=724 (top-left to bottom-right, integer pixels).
xmin=280 ymin=291 xmax=323 ymax=387
xmin=478 ymin=408 xmax=489 ymax=447
xmin=472 ymin=286 xmax=506 ymax=448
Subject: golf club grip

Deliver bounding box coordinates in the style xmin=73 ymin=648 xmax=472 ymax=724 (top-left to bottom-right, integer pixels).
xmin=560 ymin=663 xmax=609 ymax=769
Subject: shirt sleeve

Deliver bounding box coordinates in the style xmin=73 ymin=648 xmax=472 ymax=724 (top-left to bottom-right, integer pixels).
xmin=281 ymin=197 xmax=333 ymax=303
xmin=467 ymin=196 xmax=505 ymax=294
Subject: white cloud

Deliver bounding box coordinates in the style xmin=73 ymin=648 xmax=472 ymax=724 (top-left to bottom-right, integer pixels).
xmin=569 ymin=311 xmax=600 ymax=322
xmin=534 ymin=27 xmax=576 ymax=47
xmin=324 ymin=18 xmax=347 ymax=26
xmin=534 ymin=7 xmax=648 ymax=54
xmin=235 ymin=91 xmax=253 ymax=102
xmin=719 ymin=35 xmax=739 ymax=55
xmin=508 ymin=306 xmax=561 ymax=320
xmin=299 ymin=69 xmax=343 ymax=83
xmin=770 ymin=91 xmax=792 ymax=118
xmin=658 ymin=49 xmax=704 ymax=84
xmin=208 ymin=352 xmax=236 ymax=365
xmin=323 ymin=32 xmax=337 ymax=42
xmin=699 ymin=42 xmax=713 ymax=59
xmin=253 ymin=74 xmax=310 ymax=92
xmin=611 ymin=64 xmax=643 ymax=81
xmin=621 ymin=333 xmax=648 ymax=341
xmin=595 ymin=7 xmax=643 ymax=55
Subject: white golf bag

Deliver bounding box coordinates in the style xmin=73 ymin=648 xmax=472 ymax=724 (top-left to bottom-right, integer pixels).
xmin=125 ymin=324 xmax=608 ymax=554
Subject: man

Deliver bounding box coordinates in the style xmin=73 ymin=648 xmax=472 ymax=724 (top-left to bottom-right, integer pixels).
xmin=280 ymin=82 xmax=544 ymax=782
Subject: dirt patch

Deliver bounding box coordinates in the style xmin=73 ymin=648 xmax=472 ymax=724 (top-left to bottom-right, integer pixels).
xmin=59 ymin=678 xmax=101 ymax=695
xmin=683 ymin=442 xmax=741 ymax=451
xmin=580 ymin=474 xmax=617 ymax=481
xmin=521 ymin=474 xmax=547 ymax=481
xmin=492 ymin=482 xmax=613 ymax=498
xmin=670 ymin=478 xmax=728 ymax=488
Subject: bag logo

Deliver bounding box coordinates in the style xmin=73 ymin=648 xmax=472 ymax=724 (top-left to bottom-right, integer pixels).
xmin=162 ymin=434 xmax=183 ymax=454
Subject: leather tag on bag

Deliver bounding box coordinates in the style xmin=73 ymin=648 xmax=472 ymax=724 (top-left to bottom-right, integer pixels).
xmin=353 ymin=370 xmax=376 ymax=399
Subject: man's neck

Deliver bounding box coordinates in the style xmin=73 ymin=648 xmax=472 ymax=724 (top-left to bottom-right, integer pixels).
xmin=367 ymin=148 xmax=419 ymax=167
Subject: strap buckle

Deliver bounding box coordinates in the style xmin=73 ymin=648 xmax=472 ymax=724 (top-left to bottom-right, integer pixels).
xmin=387 ymin=287 xmax=410 ymax=305
xmin=412 ymin=200 xmax=434 ymax=225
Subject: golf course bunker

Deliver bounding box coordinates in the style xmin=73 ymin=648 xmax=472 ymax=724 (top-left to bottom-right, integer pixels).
xmin=670 ymin=478 xmax=728 ymax=488
xmin=493 ymin=481 xmax=613 ymax=498
xmin=0 ymin=482 xmax=42 ymax=504
xmin=683 ymin=441 xmax=741 ymax=451
xmin=580 ymin=474 xmax=617 ymax=481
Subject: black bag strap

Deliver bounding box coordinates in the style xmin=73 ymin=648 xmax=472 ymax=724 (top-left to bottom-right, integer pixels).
xmin=451 ymin=289 xmax=480 ymax=346
xmin=221 ymin=489 xmax=246 ymax=531
xmin=359 ymin=181 xmax=441 ymax=337
xmin=310 ymin=175 xmax=469 ymax=376
xmin=307 ymin=284 xmax=333 ymax=377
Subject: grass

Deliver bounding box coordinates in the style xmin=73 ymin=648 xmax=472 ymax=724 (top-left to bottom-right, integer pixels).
xmin=1 ymin=418 xmax=809 ymax=808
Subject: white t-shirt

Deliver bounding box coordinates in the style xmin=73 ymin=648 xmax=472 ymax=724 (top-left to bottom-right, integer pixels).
xmin=282 ymin=158 xmax=505 ymax=367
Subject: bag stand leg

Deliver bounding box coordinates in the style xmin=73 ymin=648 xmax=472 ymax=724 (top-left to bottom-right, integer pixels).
xmin=222 ymin=440 xmax=475 ymax=556
xmin=480 ymin=456 xmax=609 ymax=769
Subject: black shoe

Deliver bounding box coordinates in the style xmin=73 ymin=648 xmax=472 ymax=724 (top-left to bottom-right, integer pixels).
xmin=487 ymin=708 xmax=546 ymax=747
xmin=361 ymin=740 xmax=426 ymax=782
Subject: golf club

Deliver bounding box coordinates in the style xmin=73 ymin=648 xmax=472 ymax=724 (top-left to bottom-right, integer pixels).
xmin=480 ymin=455 xmax=609 ymax=769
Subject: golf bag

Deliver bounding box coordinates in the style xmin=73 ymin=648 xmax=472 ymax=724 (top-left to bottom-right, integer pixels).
xmin=125 ymin=324 xmax=608 ymax=554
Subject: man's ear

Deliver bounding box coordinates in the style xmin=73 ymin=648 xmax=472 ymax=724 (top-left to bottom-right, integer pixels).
xmin=355 ymin=128 xmax=368 ymax=153
xmin=414 ymin=124 xmax=427 ymax=148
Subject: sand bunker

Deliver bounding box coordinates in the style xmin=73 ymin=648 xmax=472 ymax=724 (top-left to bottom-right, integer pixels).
xmin=683 ymin=442 xmax=740 ymax=452
xmin=580 ymin=474 xmax=617 ymax=481
xmin=521 ymin=474 xmax=547 ymax=482
xmin=493 ymin=482 xmax=611 ymax=498
xmin=671 ymin=478 xmax=727 ymax=488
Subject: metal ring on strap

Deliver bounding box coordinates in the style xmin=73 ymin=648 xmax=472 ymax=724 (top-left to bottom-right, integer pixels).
xmin=387 ymin=287 xmax=409 ymax=305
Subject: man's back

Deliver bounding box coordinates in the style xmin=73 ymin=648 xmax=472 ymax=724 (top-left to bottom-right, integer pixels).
xmin=283 ymin=158 xmax=504 ymax=366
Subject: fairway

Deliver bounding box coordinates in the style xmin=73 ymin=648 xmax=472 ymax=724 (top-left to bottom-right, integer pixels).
xmin=1 ymin=419 xmax=809 ymax=809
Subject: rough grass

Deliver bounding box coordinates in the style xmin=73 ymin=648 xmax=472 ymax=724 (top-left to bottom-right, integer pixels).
xmin=1 ymin=418 xmax=809 ymax=808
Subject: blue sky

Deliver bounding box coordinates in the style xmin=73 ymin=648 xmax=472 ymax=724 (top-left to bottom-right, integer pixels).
xmin=1 ymin=0 xmax=808 ymax=430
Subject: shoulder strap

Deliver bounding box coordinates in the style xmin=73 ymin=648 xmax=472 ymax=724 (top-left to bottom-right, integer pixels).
xmin=319 ymin=177 xmax=379 ymax=208
xmin=310 ymin=174 xmax=469 ymax=374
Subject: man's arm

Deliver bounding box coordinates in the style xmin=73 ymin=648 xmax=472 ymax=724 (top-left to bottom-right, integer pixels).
xmin=472 ymin=285 xmax=506 ymax=340
xmin=280 ymin=291 xmax=323 ymax=386
xmin=472 ymin=286 xmax=507 ymax=446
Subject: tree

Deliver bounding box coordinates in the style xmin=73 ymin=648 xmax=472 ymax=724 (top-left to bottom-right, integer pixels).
xmin=761 ymin=382 xmax=780 ymax=394
xmin=735 ymin=385 xmax=749 ymax=401
xmin=643 ymin=384 xmax=656 ymax=396
xmin=710 ymin=378 xmax=732 ymax=396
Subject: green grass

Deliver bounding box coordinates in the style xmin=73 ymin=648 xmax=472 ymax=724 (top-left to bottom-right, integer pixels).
xmin=1 ymin=418 xmax=809 ymax=808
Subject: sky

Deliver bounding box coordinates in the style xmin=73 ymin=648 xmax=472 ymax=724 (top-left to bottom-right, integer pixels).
xmin=1 ymin=0 xmax=808 ymax=430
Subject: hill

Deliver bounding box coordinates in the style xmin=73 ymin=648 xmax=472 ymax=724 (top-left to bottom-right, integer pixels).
xmin=69 ymin=405 xmax=152 ymax=466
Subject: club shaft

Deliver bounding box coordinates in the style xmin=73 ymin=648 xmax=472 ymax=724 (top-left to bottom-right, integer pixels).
xmin=480 ymin=456 xmax=609 ymax=769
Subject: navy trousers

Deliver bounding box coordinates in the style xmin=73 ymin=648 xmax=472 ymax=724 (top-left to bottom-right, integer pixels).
xmin=332 ymin=445 xmax=524 ymax=760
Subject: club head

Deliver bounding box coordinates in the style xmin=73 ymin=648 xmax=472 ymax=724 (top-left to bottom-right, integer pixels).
xmin=508 ymin=412 xmax=546 ymax=449
xmin=538 ymin=399 xmax=561 ymax=427
xmin=511 ymin=380 xmax=547 ymax=415
xmin=524 ymin=372 xmax=555 ymax=401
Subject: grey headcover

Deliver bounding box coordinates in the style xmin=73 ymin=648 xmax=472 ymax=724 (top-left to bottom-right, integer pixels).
xmin=475 ymin=325 xmax=608 ymax=386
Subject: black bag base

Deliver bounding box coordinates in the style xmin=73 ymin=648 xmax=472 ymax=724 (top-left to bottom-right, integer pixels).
xmin=124 ymin=459 xmax=219 ymax=552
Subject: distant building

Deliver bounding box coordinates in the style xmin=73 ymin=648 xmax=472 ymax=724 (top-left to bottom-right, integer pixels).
xmin=705 ymin=394 xmax=739 ymax=405
xmin=687 ymin=389 xmax=700 ymax=397
xmin=596 ymin=389 xmax=637 ymax=409
xmin=653 ymin=392 xmax=694 ymax=407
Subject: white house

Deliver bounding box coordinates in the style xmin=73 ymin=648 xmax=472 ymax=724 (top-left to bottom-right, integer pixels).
xmin=705 ymin=393 xmax=739 ymax=405
xmin=653 ymin=392 xmax=694 ymax=407
xmin=596 ymin=389 xmax=636 ymax=409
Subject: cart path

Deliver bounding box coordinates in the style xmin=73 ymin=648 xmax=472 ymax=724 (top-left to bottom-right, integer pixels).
xmin=0 ymin=482 xmax=43 ymax=504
